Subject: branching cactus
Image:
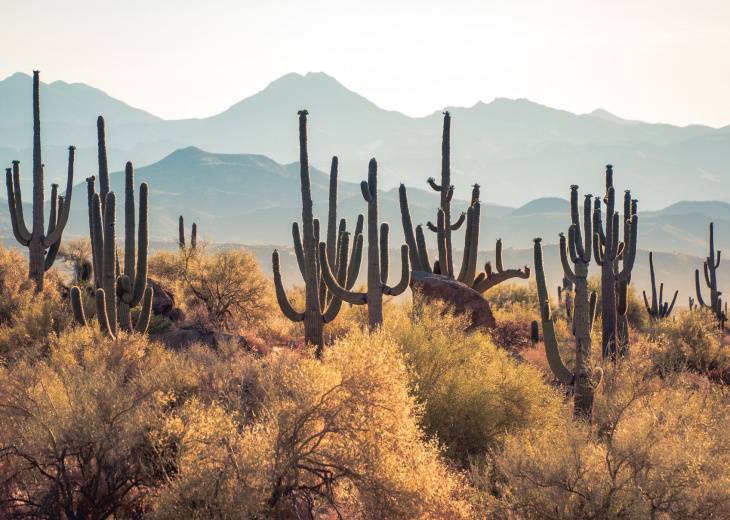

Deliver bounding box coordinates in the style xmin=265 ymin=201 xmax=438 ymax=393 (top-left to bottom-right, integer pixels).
xmin=179 ymin=215 xmax=197 ymax=250
xmin=71 ymin=188 xmax=153 ymax=339
xmin=319 ymin=158 xmax=409 ymax=331
xmin=6 ymin=71 xmax=75 ymax=292
xmin=643 ymin=251 xmax=678 ymax=319
xmin=534 ymin=237 xmax=599 ymax=423
xmin=399 ymin=117 xmax=529 ymax=290
xmin=592 ymin=166 xmax=638 ymax=360
xmin=272 ymin=111 xmax=364 ymax=356
xmin=695 ymin=223 xmax=726 ymax=325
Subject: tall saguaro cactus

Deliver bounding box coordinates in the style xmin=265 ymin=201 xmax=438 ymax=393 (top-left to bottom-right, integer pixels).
xmin=319 ymin=158 xmax=410 ymax=331
xmin=72 ymin=158 xmax=152 ymax=337
xmin=6 ymin=71 xmax=75 ymax=292
xmin=272 ymin=111 xmax=363 ymax=356
xmin=695 ymin=222 xmax=726 ymax=323
xmin=592 ymin=166 xmax=638 ymax=360
xmin=534 ymin=237 xmax=598 ymax=423
xmin=399 ymin=114 xmax=529 ymax=290
xmin=643 ymin=251 xmax=678 ymax=319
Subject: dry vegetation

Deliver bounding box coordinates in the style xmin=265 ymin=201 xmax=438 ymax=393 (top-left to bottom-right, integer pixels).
xmin=1 ymin=242 xmax=729 ymax=519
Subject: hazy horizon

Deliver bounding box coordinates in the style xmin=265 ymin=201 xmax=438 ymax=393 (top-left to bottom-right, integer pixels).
xmin=4 ymin=0 xmax=729 ymax=128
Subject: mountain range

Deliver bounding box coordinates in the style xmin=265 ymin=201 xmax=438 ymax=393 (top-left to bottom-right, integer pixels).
xmin=1 ymin=71 xmax=729 ymax=210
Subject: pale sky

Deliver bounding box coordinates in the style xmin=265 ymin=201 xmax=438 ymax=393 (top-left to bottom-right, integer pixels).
xmin=3 ymin=0 xmax=730 ymax=127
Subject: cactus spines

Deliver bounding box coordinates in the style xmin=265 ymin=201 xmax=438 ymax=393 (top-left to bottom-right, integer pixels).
xmin=319 ymin=158 xmax=410 ymax=331
xmin=695 ymin=222 xmax=725 ymax=325
xmin=643 ymin=251 xmax=678 ymax=319
xmin=593 ymin=166 xmax=638 ymax=360
xmin=272 ymin=111 xmax=363 ymax=356
xmin=6 ymin=71 xmax=75 ymax=292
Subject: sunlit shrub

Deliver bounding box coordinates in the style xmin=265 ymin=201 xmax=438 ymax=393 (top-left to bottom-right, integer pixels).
xmin=386 ymin=298 xmax=565 ymax=464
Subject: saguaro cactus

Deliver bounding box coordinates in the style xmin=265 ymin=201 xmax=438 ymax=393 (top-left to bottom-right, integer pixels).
xmin=592 ymin=166 xmax=638 ymax=360
xmin=534 ymin=236 xmax=599 ymax=423
xmin=319 ymin=158 xmax=410 ymax=331
xmin=6 ymin=71 xmax=75 ymax=292
xmin=643 ymin=251 xmax=678 ymax=319
xmin=71 ymin=189 xmax=153 ymax=338
xmin=399 ymin=115 xmax=528 ymax=290
xmin=179 ymin=215 xmax=197 ymax=250
xmin=695 ymin=222 xmax=726 ymax=324
xmin=272 ymin=111 xmax=363 ymax=356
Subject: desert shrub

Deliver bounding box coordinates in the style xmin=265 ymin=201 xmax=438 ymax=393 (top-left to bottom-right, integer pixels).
xmin=57 ymin=237 xmax=93 ymax=284
xmin=386 ymin=298 xmax=565 ymax=464
xmin=0 ymin=278 xmax=73 ymax=359
xmin=490 ymin=369 xmax=730 ymax=519
xmin=151 ymin=331 xmax=475 ymax=519
xmin=491 ymin=318 xmax=539 ymax=354
xmin=485 ymin=281 xmax=539 ymax=322
xmin=0 ymin=328 xmax=200 ymax=518
xmin=645 ymin=308 xmax=730 ymax=375
xmin=0 ymin=244 xmax=34 ymax=327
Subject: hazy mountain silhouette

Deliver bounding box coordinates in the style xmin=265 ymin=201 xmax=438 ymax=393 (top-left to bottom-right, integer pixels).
xmin=1 ymin=71 xmax=729 ymax=211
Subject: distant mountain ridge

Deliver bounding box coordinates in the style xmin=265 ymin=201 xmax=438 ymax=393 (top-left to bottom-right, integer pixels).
xmin=1 ymin=71 xmax=729 ymax=210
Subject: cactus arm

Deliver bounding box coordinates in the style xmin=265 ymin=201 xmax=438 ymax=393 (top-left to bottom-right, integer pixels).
xmin=704 ymin=261 xmax=712 ymax=289
xmin=534 ymin=238 xmax=574 ymax=385
xmin=664 ymin=290 xmax=678 ymax=318
xmin=450 ymin=212 xmax=465 ymax=230
xmin=90 ymin=193 xmax=104 ymax=289
xmin=360 ymin=180 xmax=373 ymax=203
xmin=102 ymin=193 xmax=118 ymax=337
xmin=658 ymin=282 xmax=664 ymax=308
xmin=415 ymin=225 xmax=432 ymax=273
xmin=70 ymin=286 xmax=88 ymax=327
xmin=43 ymin=146 xmax=75 ymax=247
xmin=44 ymin=195 xmax=63 ymax=270
xmin=473 ymin=265 xmax=531 ymax=293
xmin=559 ymin=233 xmax=576 ymax=283
xmin=583 ymin=195 xmax=593 ymax=262
xmin=95 ymin=289 xmax=116 ymax=340
xmin=10 ymin=162 xmax=32 ymax=243
xmin=6 ymin=168 xmax=31 ymax=246
xmin=325 ymin=157 xmax=340 ymax=274
xmin=594 ymin=198 xmax=606 ymax=246
xmin=380 ymin=222 xmax=389 ymax=285
xmin=345 ymin=233 xmax=363 ymax=290
xmin=323 ymin=232 xmax=352 ymax=322
xmin=132 ymin=286 xmax=153 ymax=334
xmin=495 ymin=238 xmax=504 ymax=272
xmin=272 ymin=250 xmax=305 ymax=322
xmin=427 ymin=177 xmax=442 ymax=191
xmin=593 ymin=232 xmax=604 ymax=267
xmin=695 ymin=269 xmax=708 ymax=308
xmin=334 ymin=218 xmax=346 ymax=275
xmin=97 ymin=116 xmax=110 ymax=216
xmin=129 ymin=182 xmax=149 ymax=307
xmin=399 ymin=184 xmax=422 ymax=271
xmin=383 ymin=244 xmax=410 ymax=296
xmin=568 ymin=225 xmax=580 ymax=264
xmin=426 ymin=221 xmax=437 ymax=233
xmin=318 ymin=242 xmax=367 ymax=305
xmin=616 ymin=215 xmax=638 ymax=281
xmin=457 ymin=206 xmax=474 ymax=283
xmin=464 ymin=203 xmax=480 ymax=285
xmin=446 ymin=187 xmax=454 ymax=204
xmin=292 ymin=222 xmax=306 ymax=280
xmin=46 ymin=183 xmax=58 ymax=238
xmin=647 ymin=250 xmax=658 ymax=314
xmin=643 ymin=291 xmax=653 ymax=317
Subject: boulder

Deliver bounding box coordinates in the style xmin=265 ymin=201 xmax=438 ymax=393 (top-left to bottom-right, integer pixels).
xmin=410 ymin=271 xmax=496 ymax=331
xmin=147 ymin=277 xmax=175 ymax=316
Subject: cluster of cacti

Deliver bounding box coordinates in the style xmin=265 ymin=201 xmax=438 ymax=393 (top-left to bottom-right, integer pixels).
xmin=535 ymin=228 xmax=598 ymax=423
xmin=272 ymin=111 xmax=364 ymax=356
xmin=643 ymin=251 xmax=678 ymax=319
xmin=319 ymin=158 xmax=410 ymax=331
xmin=557 ymin=276 xmax=573 ymax=319
xmin=179 ymin=215 xmax=197 ymax=250
xmin=399 ymin=112 xmax=529 ymax=291
xmin=592 ymin=165 xmax=638 ymax=359
xmin=71 ymin=117 xmax=153 ymax=338
xmin=694 ymin=222 xmax=727 ymax=326
xmin=5 ymin=71 xmax=75 ymax=292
